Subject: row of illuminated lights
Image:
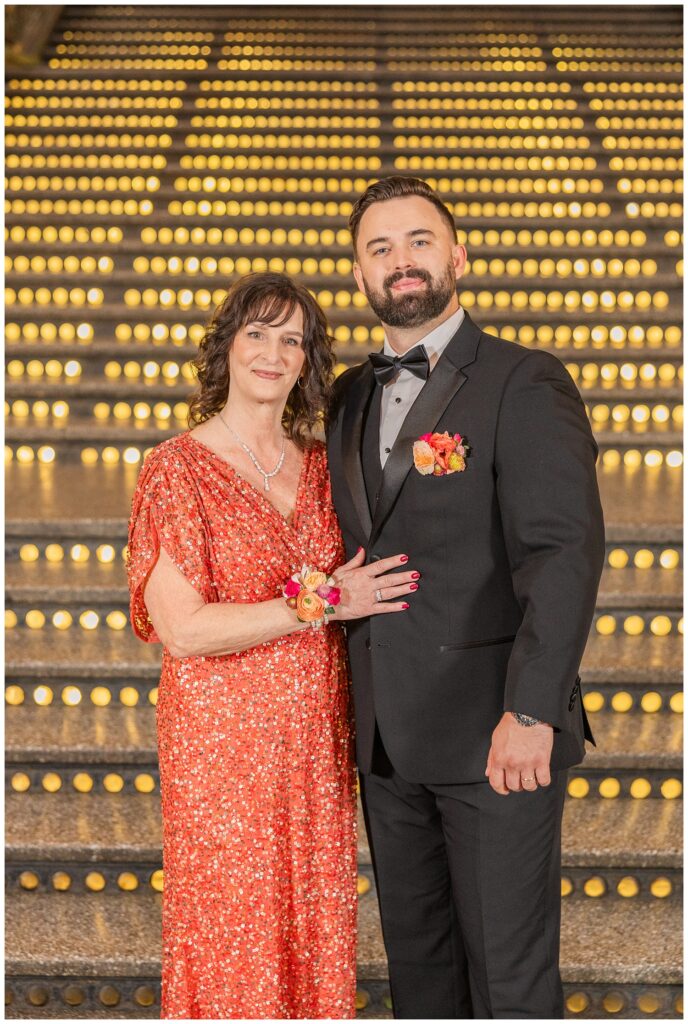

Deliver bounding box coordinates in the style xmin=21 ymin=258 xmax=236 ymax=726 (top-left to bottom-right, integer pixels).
xmin=565 ymin=991 xmax=681 ymax=1017
xmin=124 ymin=255 xmax=669 ymax=279
xmin=7 ymin=196 xmax=676 ymax=220
xmin=5 ymin=682 xmax=683 ymax=715
xmin=6 ymin=133 xmax=173 ymax=150
xmin=5 ymin=360 xmax=683 ymax=386
xmin=7 ymin=198 xmax=154 ymax=215
xmin=6 ymin=445 xmax=685 ymax=470
xmin=604 ymin=137 xmax=682 ymax=152
xmin=177 ymin=154 xmax=382 ymax=171
xmin=556 ymin=59 xmax=682 ymax=72
xmin=6 ymin=358 xmax=190 ymax=380
xmin=194 ymin=96 xmax=381 ymax=109
xmin=6 ymin=95 xmax=184 ymax=109
xmin=10 ymin=285 xmax=671 ymax=314
xmin=5 ymin=398 xmax=682 ymax=429
xmin=170 ymin=175 xmax=613 ymax=196
xmin=191 ymin=114 xmax=380 ymax=128
xmin=9 ymin=867 xmax=676 ymax=902
xmin=5 ymin=225 xmax=663 ymax=249
xmin=5 ymin=286 xmax=677 ymax=313
xmin=54 ymin=44 xmax=212 ymax=55
xmin=6 ymin=114 xmax=178 ymax=128
xmin=4 ymin=608 xmax=683 ymax=636
xmin=8 ymin=254 xmax=669 ymax=279
xmin=597 ymin=116 xmax=683 ymax=130
xmin=221 ymin=45 xmax=544 ymax=57
xmin=131 ymin=226 xmax=662 ymax=247
xmin=10 ymin=985 xmax=680 ymax=1018
xmin=5 ymin=981 xmax=158 ymax=1011
xmin=8 ymin=323 xmax=680 ymax=353
xmin=6 ymin=153 xmax=167 ymax=171
xmin=181 ymin=155 xmax=597 ymax=172
xmin=160 ymin=199 xmax=675 ymax=220
xmin=3 ymin=196 xmax=683 ymax=227
xmin=11 ymin=542 xmax=682 ymax=572
xmin=3 ymin=171 xmax=683 ymax=202
xmin=396 ymin=115 xmax=588 ymax=129
xmin=590 ymin=98 xmax=684 ymax=111
xmin=6 ymin=175 xmax=160 ymax=192
xmin=61 ymin=28 xmax=214 ymax=40
xmin=7 ymin=399 xmax=188 ymax=421
xmin=5 ymin=763 xmax=683 ymax=801
xmin=47 ymin=58 xmax=209 ymax=69
xmin=181 ymin=132 xmax=592 ymax=150
xmin=7 ymin=78 xmax=187 ymax=89
xmin=7 ymin=256 xmax=114 ymax=274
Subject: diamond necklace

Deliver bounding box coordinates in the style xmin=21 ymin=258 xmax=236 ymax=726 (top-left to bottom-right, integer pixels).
xmin=218 ymin=413 xmax=286 ymax=491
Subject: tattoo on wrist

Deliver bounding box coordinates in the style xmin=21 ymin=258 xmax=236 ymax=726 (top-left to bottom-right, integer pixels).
xmin=511 ymin=711 xmax=541 ymax=727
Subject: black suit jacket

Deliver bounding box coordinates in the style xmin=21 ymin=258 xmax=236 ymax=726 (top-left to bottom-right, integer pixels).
xmin=326 ymin=311 xmax=606 ymax=783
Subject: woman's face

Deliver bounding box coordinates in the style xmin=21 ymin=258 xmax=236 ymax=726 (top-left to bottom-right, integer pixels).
xmin=227 ymin=305 xmax=307 ymax=407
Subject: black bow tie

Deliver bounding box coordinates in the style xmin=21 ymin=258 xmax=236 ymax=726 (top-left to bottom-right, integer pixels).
xmin=369 ymin=345 xmax=430 ymax=386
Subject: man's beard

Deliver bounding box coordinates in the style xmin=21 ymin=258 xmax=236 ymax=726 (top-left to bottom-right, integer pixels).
xmin=361 ymin=263 xmax=457 ymax=328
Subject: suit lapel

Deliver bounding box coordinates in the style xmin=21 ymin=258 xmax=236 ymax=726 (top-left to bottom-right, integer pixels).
xmin=340 ymin=360 xmax=375 ymax=540
xmin=369 ymin=311 xmax=483 ymax=546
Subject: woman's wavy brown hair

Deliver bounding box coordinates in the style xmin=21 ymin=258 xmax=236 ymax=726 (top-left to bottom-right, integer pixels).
xmin=188 ymin=272 xmax=336 ymax=449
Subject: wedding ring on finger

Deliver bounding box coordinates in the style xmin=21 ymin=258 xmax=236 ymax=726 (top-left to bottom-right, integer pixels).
xmin=375 ymin=589 xmax=383 ymax=603
xmin=521 ymin=774 xmax=537 ymax=785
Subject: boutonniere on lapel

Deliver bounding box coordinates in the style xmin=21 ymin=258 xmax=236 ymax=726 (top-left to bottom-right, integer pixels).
xmin=413 ymin=431 xmax=472 ymax=477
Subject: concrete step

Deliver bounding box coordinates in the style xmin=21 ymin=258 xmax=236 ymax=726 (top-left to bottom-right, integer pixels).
xmin=5 ymin=460 xmax=683 ymax=542
xmin=5 ymin=887 xmax=682 ymax=991
xmin=6 ymin=561 xmax=682 ymax=611
xmin=4 ymin=703 xmax=681 ymax=771
xmin=5 ymin=627 xmax=682 ymax=686
xmin=5 ymin=771 xmax=682 ymax=870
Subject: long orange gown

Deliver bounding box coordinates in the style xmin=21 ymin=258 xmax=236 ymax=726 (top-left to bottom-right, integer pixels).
xmin=127 ymin=433 xmax=357 ymax=1019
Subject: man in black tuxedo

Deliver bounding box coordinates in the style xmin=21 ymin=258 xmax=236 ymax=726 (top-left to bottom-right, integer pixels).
xmin=326 ymin=177 xmax=605 ymax=1018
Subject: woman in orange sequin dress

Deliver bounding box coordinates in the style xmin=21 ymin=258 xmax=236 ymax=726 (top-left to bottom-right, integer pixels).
xmin=127 ymin=274 xmax=418 ymax=1019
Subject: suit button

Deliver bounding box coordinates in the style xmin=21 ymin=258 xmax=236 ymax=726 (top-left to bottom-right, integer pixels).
xmin=370 ymin=554 xmax=381 ymax=562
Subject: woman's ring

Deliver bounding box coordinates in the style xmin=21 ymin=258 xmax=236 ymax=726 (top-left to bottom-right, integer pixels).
xmin=375 ymin=589 xmax=383 ymax=603
xmin=522 ymin=775 xmax=535 ymax=782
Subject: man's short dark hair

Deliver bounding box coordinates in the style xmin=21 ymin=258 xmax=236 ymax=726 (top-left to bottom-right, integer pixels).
xmin=348 ymin=176 xmax=458 ymax=254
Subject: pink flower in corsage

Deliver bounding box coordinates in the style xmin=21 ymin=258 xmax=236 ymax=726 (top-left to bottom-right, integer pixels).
xmin=413 ymin=431 xmax=472 ymax=477
xmin=283 ymin=564 xmax=341 ymax=625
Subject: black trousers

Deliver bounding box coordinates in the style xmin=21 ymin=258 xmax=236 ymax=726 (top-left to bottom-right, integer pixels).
xmin=359 ymin=726 xmax=568 ymax=1019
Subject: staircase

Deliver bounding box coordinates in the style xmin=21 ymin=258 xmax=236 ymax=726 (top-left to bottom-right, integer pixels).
xmin=5 ymin=4 xmax=683 ymax=1018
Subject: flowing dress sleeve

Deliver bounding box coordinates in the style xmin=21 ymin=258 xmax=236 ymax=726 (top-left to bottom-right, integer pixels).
xmin=127 ymin=443 xmax=216 ymax=642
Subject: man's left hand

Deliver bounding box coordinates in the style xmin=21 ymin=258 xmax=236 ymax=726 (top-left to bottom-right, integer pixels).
xmin=485 ymin=712 xmax=554 ymax=795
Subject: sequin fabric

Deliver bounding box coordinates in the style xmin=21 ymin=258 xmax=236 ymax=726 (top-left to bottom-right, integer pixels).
xmin=127 ymin=432 xmax=357 ymax=1019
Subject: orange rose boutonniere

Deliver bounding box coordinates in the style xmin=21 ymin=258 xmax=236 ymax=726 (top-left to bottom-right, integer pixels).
xmin=413 ymin=431 xmax=471 ymax=477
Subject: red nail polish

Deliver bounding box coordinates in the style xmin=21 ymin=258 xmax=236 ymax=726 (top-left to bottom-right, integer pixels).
xmin=402 ymin=602 xmax=410 ymax=609
xmin=411 ymin=572 xmax=420 ymax=580
xmin=400 ymin=555 xmax=409 ymax=563
xmin=410 ymin=583 xmax=419 ymax=591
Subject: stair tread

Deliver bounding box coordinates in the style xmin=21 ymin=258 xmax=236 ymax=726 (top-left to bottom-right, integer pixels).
xmin=5 ymin=786 xmax=682 ymax=868
xmin=6 ymin=561 xmax=683 ymax=609
xmin=5 ymin=705 xmax=682 ymax=768
xmin=5 ymin=888 xmax=682 ymax=984
xmin=5 ymin=461 xmax=683 ymax=538
xmin=6 ymin=628 xmax=683 ymax=683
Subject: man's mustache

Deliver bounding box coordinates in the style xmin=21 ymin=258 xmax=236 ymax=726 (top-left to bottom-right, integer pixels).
xmin=384 ymin=269 xmax=431 ymax=290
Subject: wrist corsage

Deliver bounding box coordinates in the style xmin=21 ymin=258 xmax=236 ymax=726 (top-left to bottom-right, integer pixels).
xmin=283 ymin=565 xmax=341 ymax=628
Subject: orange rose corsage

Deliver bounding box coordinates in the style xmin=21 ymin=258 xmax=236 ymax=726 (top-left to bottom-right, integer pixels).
xmin=413 ymin=431 xmax=471 ymax=477
xmin=284 ymin=564 xmax=341 ymax=628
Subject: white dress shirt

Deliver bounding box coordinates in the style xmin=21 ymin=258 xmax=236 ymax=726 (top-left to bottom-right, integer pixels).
xmin=378 ymin=305 xmax=465 ymax=467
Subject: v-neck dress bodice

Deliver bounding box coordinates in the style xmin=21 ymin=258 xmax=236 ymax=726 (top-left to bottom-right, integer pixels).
xmin=127 ymin=433 xmax=356 ymax=1019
